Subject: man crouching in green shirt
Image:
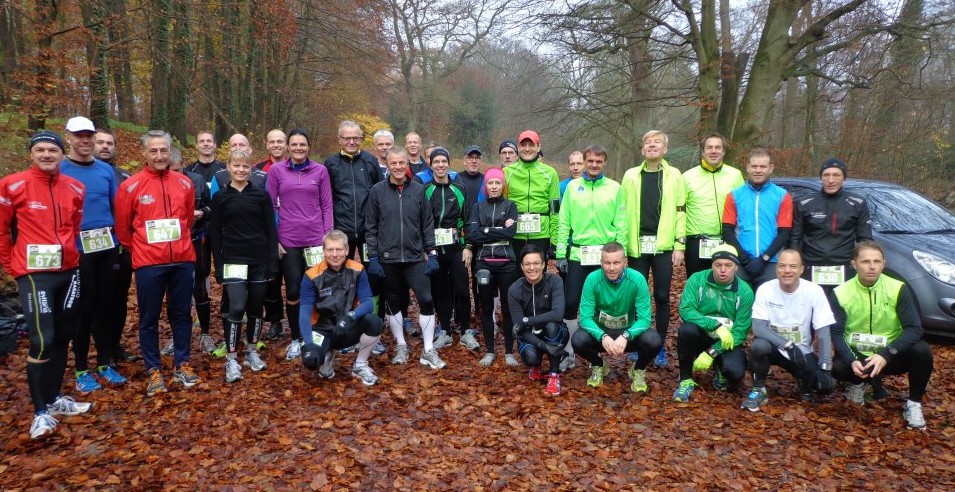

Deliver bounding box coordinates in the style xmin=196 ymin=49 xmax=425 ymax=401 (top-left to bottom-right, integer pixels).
xmin=571 ymin=241 xmax=660 ymax=393
xmin=673 ymin=244 xmax=753 ymax=402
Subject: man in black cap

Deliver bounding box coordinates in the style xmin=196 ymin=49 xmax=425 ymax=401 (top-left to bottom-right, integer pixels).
xmin=459 ymin=145 xmax=484 ymax=210
xmin=790 ymin=157 xmax=871 ymax=294
xmin=498 ymin=140 xmax=518 ymax=168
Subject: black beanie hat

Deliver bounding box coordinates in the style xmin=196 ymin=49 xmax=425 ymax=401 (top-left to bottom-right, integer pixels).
xmin=819 ymin=158 xmax=847 ymax=178
xmin=430 ymin=146 xmax=451 ymax=163
xmin=28 ymin=130 xmax=65 ymax=152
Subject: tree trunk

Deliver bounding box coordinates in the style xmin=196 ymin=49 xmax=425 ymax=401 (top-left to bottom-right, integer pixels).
xmin=696 ymin=0 xmax=720 ymax=134
xmin=0 ymin=2 xmax=23 ymax=107
xmin=715 ymin=0 xmax=744 ymax=139
xmin=81 ymin=2 xmax=110 ymax=128
xmin=27 ymin=0 xmax=57 ymax=131
xmin=167 ymin=0 xmax=191 ymax=145
xmin=149 ymin=0 xmax=171 ymax=131
xmin=106 ymin=0 xmax=136 ymax=122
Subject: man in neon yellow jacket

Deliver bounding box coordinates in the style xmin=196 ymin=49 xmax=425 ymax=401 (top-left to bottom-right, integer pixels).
xmin=620 ymin=130 xmax=686 ymax=369
xmin=555 ymin=144 xmax=627 ymax=371
xmin=830 ymin=240 xmax=933 ymax=430
xmin=683 ymin=133 xmax=744 ymax=276
xmin=503 ymin=130 xmax=560 ymax=260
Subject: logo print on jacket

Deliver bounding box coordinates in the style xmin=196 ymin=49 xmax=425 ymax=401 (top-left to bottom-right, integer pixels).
xmin=139 ymin=194 xmax=155 ymax=205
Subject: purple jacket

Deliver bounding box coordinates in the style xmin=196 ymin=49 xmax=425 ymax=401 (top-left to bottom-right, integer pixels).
xmin=266 ymin=158 xmax=334 ymax=248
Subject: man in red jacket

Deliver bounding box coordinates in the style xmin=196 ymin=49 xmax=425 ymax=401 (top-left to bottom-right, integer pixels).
xmin=0 ymin=131 xmax=90 ymax=439
xmin=115 ymin=130 xmax=200 ymax=396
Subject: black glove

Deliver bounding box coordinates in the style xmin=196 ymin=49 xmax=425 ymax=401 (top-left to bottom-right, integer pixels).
xmin=512 ymin=321 xmax=525 ymax=338
xmin=543 ymin=342 xmax=564 ymax=358
xmin=784 ymin=342 xmax=807 ymax=375
xmin=547 ymin=245 xmax=556 ymax=261
xmin=335 ymin=312 xmax=356 ymax=337
xmin=301 ymin=342 xmax=321 ymax=370
xmin=744 ymin=257 xmax=765 ymax=277
xmin=816 ymin=369 xmax=834 ymax=395
xmin=556 ymin=259 xmax=568 ymax=274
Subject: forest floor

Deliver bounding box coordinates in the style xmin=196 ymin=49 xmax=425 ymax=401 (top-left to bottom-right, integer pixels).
xmin=1 ymin=271 xmax=954 ymax=491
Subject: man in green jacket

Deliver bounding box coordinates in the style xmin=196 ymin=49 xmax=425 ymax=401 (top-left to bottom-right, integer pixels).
xmin=830 ymin=240 xmax=933 ymax=429
xmin=620 ymin=130 xmax=686 ymax=369
xmin=570 ymin=242 xmax=660 ymax=393
xmin=555 ymin=144 xmax=628 ymax=371
xmin=504 ymin=130 xmax=560 ymax=259
xmin=673 ymin=244 xmax=753 ymax=403
xmin=682 ymin=133 xmax=744 ymax=277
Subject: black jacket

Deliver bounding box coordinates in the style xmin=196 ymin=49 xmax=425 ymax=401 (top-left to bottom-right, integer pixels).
xmin=467 ymin=197 xmax=518 ymax=262
xmin=207 ymin=182 xmax=279 ymax=281
xmin=186 ymin=160 xmax=226 ymax=185
xmin=365 ymin=179 xmax=435 ymax=263
xmin=791 ymin=189 xmax=871 ymax=264
xmin=507 ymin=273 xmax=565 ymax=328
xmin=182 ymin=170 xmax=211 ymax=236
xmin=458 ymin=170 xmax=484 ymax=211
xmin=212 ymin=168 xmax=267 ymax=192
xmin=424 ymin=179 xmax=469 ymax=254
xmin=324 ymin=150 xmax=381 ymax=240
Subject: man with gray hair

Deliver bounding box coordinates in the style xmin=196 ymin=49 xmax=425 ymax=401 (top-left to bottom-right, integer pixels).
xmin=373 ymin=129 xmax=395 ymax=179
xmin=116 ymin=131 xmax=202 ymax=396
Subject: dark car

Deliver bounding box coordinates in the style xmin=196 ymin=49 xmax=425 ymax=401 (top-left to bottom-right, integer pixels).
xmin=774 ymin=177 xmax=955 ymax=336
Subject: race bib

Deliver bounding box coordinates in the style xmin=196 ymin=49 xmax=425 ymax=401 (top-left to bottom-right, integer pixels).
xmin=849 ymin=333 xmax=888 ymax=353
xmin=26 ymin=244 xmax=62 ymax=270
xmin=517 ymin=214 xmax=542 ymax=234
xmin=311 ymin=330 xmax=325 ymax=346
xmin=145 ymin=219 xmax=181 ymax=244
xmin=771 ymin=324 xmax=802 ymax=344
xmin=304 ymin=246 xmax=324 ymax=267
xmin=434 ymin=228 xmax=456 ymax=246
xmin=579 ymin=245 xmax=602 ymax=266
xmin=812 ymin=265 xmax=845 ymax=285
xmin=223 ymin=264 xmax=248 ymax=280
xmin=699 ymin=237 xmax=723 ymax=259
xmin=640 ymin=235 xmax=658 ymax=255
xmin=80 ymin=227 xmax=115 ymax=253
xmin=599 ymin=311 xmax=629 ymax=330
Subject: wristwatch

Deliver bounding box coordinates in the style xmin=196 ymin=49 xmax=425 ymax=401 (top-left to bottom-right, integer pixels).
xmin=522 ymin=317 xmax=529 ymax=324
xmin=707 ymin=348 xmax=719 ymax=358
xmin=676 ymin=238 xmax=686 ymax=245
xmin=761 ymin=254 xmax=771 ymax=262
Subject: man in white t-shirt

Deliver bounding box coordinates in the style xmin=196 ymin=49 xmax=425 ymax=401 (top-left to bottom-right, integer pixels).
xmin=742 ymin=248 xmax=835 ymax=412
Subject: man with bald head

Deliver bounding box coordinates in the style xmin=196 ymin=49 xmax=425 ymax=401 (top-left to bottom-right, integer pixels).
xmin=405 ymin=132 xmax=426 ymax=175
xmin=255 ymin=129 xmax=287 ymax=173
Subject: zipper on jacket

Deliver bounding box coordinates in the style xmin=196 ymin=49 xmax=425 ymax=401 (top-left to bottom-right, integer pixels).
xmin=47 ymin=178 xmax=64 ymax=254
xmin=753 ymin=188 xmax=761 ymax=256
xmin=439 ymin=185 xmax=447 ymax=255
xmin=350 ymin=162 xmax=357 ymax=236
xmin=398 ymin=185 xmax=405 ymax=262
xmin=160 ymin=172 xmax=174 ymax=263
xmin=868 ymin=288 xmax=874 ymax=335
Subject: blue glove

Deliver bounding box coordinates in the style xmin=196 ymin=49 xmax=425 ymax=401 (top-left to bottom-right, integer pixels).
xmin=367 ymin=257 xmax=385 ymax=278
xmin=424 ymin=254 xmax=439 ymax=276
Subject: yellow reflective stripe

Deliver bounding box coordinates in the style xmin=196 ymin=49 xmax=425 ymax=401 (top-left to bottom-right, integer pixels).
xmin=27 ymin=275 xmax=45 ymax=359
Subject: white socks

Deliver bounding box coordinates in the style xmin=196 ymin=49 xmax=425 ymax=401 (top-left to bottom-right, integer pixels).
xmin=387 ymin=312 xmax=407 ymax=346
xmin=420 ymin=314 xmax=436 ymax=352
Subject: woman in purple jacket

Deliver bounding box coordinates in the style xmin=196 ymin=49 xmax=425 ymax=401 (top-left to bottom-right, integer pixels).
xmin=265 ymin=128 xmax=334 ymax=360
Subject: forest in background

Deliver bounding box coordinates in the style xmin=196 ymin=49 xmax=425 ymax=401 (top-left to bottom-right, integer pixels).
xmin=1 ymin=0 xmax=954 ymax=198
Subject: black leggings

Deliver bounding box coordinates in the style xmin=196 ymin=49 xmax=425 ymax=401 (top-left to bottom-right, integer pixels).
xmin=382 ymin=261 xmax=434 ymax=315
xmin=310 ymin=316 xmax=384 ymax=358
xmin=832 ymin=340 xmax=933 ymax=401
xmin=193 ymin=237 xmax=212 ymax=333
xmin=571 ymin=328 xmax=661 ymax=370
xmin=476 ymin=260 xmax=518 ymax=353
xmin=18 ymin=270 xmax=81 ymax=413
xmin=110 ymin=248 xmax=133 ymax=357
xmin=677 ymin=322 xmax=746 ymax=384
xmin=685 ymin=237 xmax=712 ymax=278
xmin=222 ymin=264 xmax=269 ymax=351
xmin=510 ymin=238 xmax=552 ymax=264
xmin=628 ymin=252 xmax=673 ymax=341
xmin=280 ymin=246 xmax=311 ymax=339
xmin=517 ymin=322 xmax=568 ymax=373
xmin=563 ymin=260 xmax=600 ymax=319
xmin=432 ymin=249 xmax=471 ymax=334
xmin=748 ymin=337 xmax=819 ymax=390
xmin=74 ymin=247 xmax=119 ymax=370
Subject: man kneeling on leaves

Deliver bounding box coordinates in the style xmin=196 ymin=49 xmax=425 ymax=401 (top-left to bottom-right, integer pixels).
xmin=300 ymin=230 xmax=382 ymax=386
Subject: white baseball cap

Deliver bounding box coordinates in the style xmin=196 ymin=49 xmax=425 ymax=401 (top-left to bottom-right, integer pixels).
xmin=65 ymin=116 xmax=96 ymax=133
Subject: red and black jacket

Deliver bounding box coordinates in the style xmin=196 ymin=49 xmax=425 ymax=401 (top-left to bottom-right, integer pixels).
xmin=115 ymin=166 xmax=196 ymax=269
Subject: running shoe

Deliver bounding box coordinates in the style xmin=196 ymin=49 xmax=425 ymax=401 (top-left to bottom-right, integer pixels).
xmin=285 ymin=339 xmax=303 ymax=360
xmin=545 ymin=373 xmax=562 ymax=396
xmin=97 ymin=366 xmax=127 ymax=385
xmin=504 ymin=354 xmax=518 ymax=367
xmin=352 ymin=362 xmax=379 ymax=386
xmin=339 ymin=344 xmax=357 ymax=354
xmin=653 ymin=348 xmax=669 ymax=368
xmin=903 ymin=400 xmax=926 ymax=429
xmin=559 ymin=355 xmax=576 ymax=372
xmin=433 ymin=330 xmax=453 ymax=350
xmin=627 ymin=352 xmax=639 ymax=363
xmin=146 ymin=368 xmax=166 ymax=396
xmin=319 ymin=351 xmax=336 ymax=379
xmin=404 ymin=317 xmax=419 ymax=337
xmin=628 ymin=366 xmax=648 ymax=393
xmin=673 ymin=378 xmax=697 ymax=402
xmin=244 ymin=349 xmax=267 ymax=372
xmin=528 ymin=366 xmax=546 ymax=381
xmin=224 ymin=358 xmax=243 ymax=383
xmin=199 ymin=334 xmax=217 ymax=354
xmin=212 ymin=342 xmax=228 ymax=358
xmin=264 ymin=321 xmax=284 ymax=340
xmin=48 ymin=395 xmax=92 ymax=416
xmin=478 ymin=353 xmax=496 ymax=367
xmin=160 ymin=340 xmax=175 ymax=356
xmin=846 ymin=382 xmax=867 ymax=405
xmin=459 ymin=329 xmax=480 ymax=350
xmin=712 ymin=370 xmax=728 ymax=392
xmin=419 ymin=349 xmax=447 ymax=369
xmin=372 ymin=341 xmax=387 ymax=356
xmin=114 ymin=347 xmax=141 ymax=362
xmin=741 ymin=387 xmax=768 ymax=412
xmin=587 ymin=364 xmax=608 ymax=388
xmin=75 ymin=371 xmax=102 ymax=394
xmin=173 ymin=363 xmax=201 ymax=387
xmin=392 ymin=344 xmax=410 ymax=365
xmin=30 ymin=412 xmax=58 ymax=440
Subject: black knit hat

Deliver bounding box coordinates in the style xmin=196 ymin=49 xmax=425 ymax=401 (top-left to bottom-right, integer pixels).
xmin=819 ymin=158 xmax=847 ymax=178
xmin=430 ymin=146 xmax=451 ymax=163
xmin=28 ymin=130 xmax=65 ymax=152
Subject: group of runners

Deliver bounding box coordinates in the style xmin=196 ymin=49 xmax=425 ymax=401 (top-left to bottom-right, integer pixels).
xmin=0 ymin=118 xmax=934 ymax=440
